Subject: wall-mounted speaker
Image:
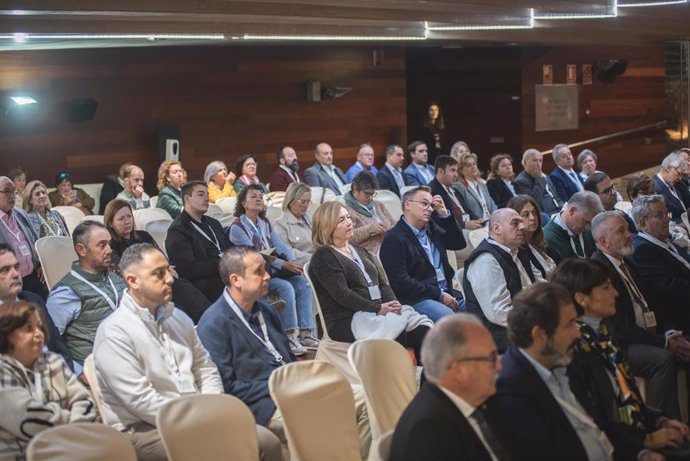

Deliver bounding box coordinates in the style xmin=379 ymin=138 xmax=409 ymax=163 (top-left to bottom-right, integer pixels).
xmin=67 ymin=98 xmax=97 ymax=122
xmin=158 ymin=124 xmax=180 ymax=162
xmin=594 ymin=60 xmax=628 ymax=84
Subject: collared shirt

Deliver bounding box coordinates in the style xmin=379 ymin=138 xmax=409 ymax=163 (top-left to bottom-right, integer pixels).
xmin=323 ymin=164 xmax=346 ymax=194
xmin=637 ymin=231 xmax=690 ymax=271
xmin=402 ymin=217 xmax=446 ymax=291
xmin=559 ymin=166 xmax=584 ymax=192
xmin=116 ymin=190 xmax=151 ymax=210
xmin=279 ymin=165 xmax=300 ymax=183
xmin=385 ymin=162 xmax=405 ymax=195
xmin=553 ymin=212 xmax=586 ymax=258
xmin=518 ymin=349 xmax=613 ymax=461
xmin=444 ymin=184 xmax=466 ymax=213
xmin=0 ymin=209 xmax=33 ymax=277
xmin=413 ymin=163 xmax=434 ymax=184
xmin=437 ymin=385 xmax=499 ymax=461
xmin=502 ymin=178 xmax=516 ymax=196
xmin=601 ymin=253 xmax=648 ymax=327
xmin=656 ymin=173 xmax=684 ymax=206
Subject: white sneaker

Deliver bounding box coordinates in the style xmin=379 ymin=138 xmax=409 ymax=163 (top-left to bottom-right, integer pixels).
xmin=300 ymin=334 xmax=320 ymax=351
xmin=289 ymin=336 xmax=307 ymax=356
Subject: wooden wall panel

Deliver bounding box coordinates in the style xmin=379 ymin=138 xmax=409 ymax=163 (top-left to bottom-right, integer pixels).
xmin=0 ymin=45 xmax=407 ymax=191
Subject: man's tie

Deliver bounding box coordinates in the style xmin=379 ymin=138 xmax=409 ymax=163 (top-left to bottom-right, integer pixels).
xmin=471 ymin=408 xmax=510 ymax=461
xmin=571 ymin=235 xmax=584 ymax=258
xmin=569 ymin=171 xmax=583 ymax=191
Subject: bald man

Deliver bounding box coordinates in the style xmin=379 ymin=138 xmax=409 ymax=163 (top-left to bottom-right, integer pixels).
xmin=303 ymin=142 xmax=348 ymax=195
xmin=463 ymin=208 xmax=544 ymax=352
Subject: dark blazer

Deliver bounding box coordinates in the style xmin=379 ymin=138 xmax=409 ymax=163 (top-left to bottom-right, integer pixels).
xmin=429 ymin=178 xmax=475 ymax=225
xmin=390 ymin=383 xmax=497 ymax=461
xmin=376 ymin=165 xmax=409 ymax=197
xmin=550 ymin=167 xmax=584 ymax=203
xmin=486 ymin=178 xmax=516 ymax=208
xmin=19 ymin=290 xmax=73 ymax=369
xmin=197 ymin=295 xmax=294 ymax=426
xmin=543 ymin=218 xmax=596 ymax=264
xmin=99 ymin=174 xmax=124 ymax=215
xmin=268 ymin=167 xmax=305 ymax=192
xmin=653 ymin=174 xmax=689 ymax=223
xmin=632 ymin=234 xmax=690 ymax=330
xmin=380 ymin=214 xmax=466 ymax=306
xmin=486 ymin=347 xmax=588 ymax=461
xmin=303 ymin=162 xmax=347 ymax=195
xmin=591 ymin=251 xmax=666 ymax=349
xmin=513 ymin=171 xmax=562 ymax=214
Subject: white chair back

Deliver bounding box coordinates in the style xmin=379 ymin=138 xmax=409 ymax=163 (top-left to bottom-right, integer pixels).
xmin=27 ymin=423 xmax=136 ymax=461
xmin=82 ymin=354 xmax=107 ymax=419
xmin=149 ymin=195 xmax=158 ymax=207
xmin=133 ymin=207 xmax=171 ymax=230
xmin=264 ymin=191 xmax=286 ymax=208
xmin=205 ymin=204 xmax=223 ymax=215
xmin=215 ymin=197 xmax=237 ymax=214
xmin=34 ymin=236 xmax=76 ymax=290
xmin=143 ymin=219 xmax=173 ymax=257
xmin=468 ymin=227 xmax=489 ymax=248
xmin=454 ymin=267 xmax=465 ymax=295
xmin=157 ymin=394 xmax=259 ymax=461
xmin=269 ymin=360 xmax=362 ymax=461
xmin=51 ymin=206 xmax=86 ymax=235
xmin=614 ymin=200 xmax=632 ymax=214
xmin=400 ymin=185 xmax=416 ymax=196
xmin=310 ymin=186 xmax=337 ymax=204
xmin=342 ymin=183 xmax=352 ymax=193
xmin=80 ymin=215 xmax=104 ymax=224
xmin=265 ymin=206 xmax=283 ymax=222
xmin=373 ymin=190 xmax=403 ymax=221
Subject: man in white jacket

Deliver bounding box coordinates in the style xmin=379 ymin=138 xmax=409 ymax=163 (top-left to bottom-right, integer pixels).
xmin=93 ymin=243 xmax=281 ymax=460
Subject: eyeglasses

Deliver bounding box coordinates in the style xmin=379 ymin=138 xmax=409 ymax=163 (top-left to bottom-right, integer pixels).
xmin=0 ymin=188 xmax=16 ymax=195
xmin=358 ymin=190 xmax=377 ymax=198
xmin=408 ymin=200 xmax=433 ymax=210
xmin=649 ymin=212 xmax=673 ymax=220
xmin=455 ymin=351 xmax=499 ymax=364
xmin=295 ymin=199 xmax=310 ymax=206
xmin=599 ymin=184 xmax=617 ymax=195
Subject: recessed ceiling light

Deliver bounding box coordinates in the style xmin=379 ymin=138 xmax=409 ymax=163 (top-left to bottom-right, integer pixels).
xmin=10 ymin=96 xmax=37 ymax=105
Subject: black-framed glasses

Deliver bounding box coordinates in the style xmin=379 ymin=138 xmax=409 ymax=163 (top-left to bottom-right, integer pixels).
xmin=408 ymin=200 xmax=433 ymax=210
xmin=600 ymin=184 xmax=617 ymax=195
xmin=456 ymin=351 xmax=499 ymax=364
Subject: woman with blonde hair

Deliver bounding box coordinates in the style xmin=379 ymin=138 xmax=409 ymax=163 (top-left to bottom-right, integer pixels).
xmin=204 ymin=160 xmax=237 ymax=203
xmin=453 ymin=151 xmax=496 ymax=222
xmin=156 ymin=159 xmax=186 ymax=218
xmin=449 ymin=141 xmax=470 ymax=163
xmin=23 ymin=180 xmax=69 ymax=238
xmin=273 ymin=182 xmax=313 ymax=264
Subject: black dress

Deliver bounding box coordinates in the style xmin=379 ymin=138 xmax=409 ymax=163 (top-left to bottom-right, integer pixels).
xmin=108 ymin=230 xmax=157 ymax=275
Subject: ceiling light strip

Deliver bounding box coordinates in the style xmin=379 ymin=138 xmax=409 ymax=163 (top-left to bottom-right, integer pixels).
xmin=531 ymin=5 xmax=618 ymax=20
xmin=617 ymin=0 xmax=686 ymax=6
xmin=241 ymin=34 xmax=426 ymax=41
xmin=0 ymin=33 xmax=225 ymax=40
xmin=426 ymin=24 xmax=533 ymax=31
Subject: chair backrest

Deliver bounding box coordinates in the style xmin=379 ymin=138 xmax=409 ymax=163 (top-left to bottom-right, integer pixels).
xmin=614 ymin=200 xmax=632 ymax=214
xmin=34 ymin=236 xmax=76 ymax=290
xmin=133 ymin=207 xmax=172 ymax=230
xmin=265 ymin=205 xmax=283 ymax=222
xmin=400 ymin=185 xmax=416 ymax=196
xmin=373 ymin=190 xmax=403 ymax=221
xmin=149 ymin=195 xmax=158 ymax=207
xmin=303 ymin=262 xmax=329 ymax=339
xmin=27 ymin=423 xmax=136 ymax=461
xmin=205 ymin=203 xmax=223 ymax=215
xmin=264 ymin=191 xmax=286 ymax=208
xmin=310 ymin=186 xmax=337 ymax=204
xmin=269 ymin=360 xmax=362 ymax=461
xmin=468 ymin=227 xmax=489 ymax=248
xmin=348 ymin=339 xmax=417 ymax=439
xmin=143 ymin=219 xmax=173 ymax=257
xmin=454 ymin=267 xmax=465 ymax=295
xmin=215 ymin=197 xmax=238 ymax=214
xmin=52 ymin=206 xmax=86 ymax=235
xmin=377 ymin=429 xmax=394 ymax=461
xmin=157 ymin=394 xmax=259 ymax=461
xmin=80 ymin=215 xmax=104 ymax=224
xmin=82 ymin=354 xmax=107 ymax=419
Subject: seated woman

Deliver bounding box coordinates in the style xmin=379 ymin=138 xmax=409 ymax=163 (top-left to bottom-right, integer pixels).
xmin=507 ymin=194 xmax=557 ymax=278
xmin=552 ymin=259 xmax=690 ymax=461
xmin=48 ymin=171 xmax=95 ymax=215
xmin=454 ymin=152 xmax=496 ymax=223
xmin=343 ymin=171 xmax=395 ymax=255
xmin=0 ymin=301 xmax=97 ymax=459
xmin=9 ymin=167 xmax=26 ymax=210
xmin=274 ymin=182 xmax=314 ymax=265
xmin=227 ymin=184 xmax=317 ymax=356
xmin=23 ymin=180 xmax=69 ymax=237
xmin=308 ymin=201 xmax=432 ymax=364
xmin=486 ymin=154 xmax=517 ymax=208
xmin=234 ymin=155 xmax=268 ymax=194
xmin=205 ymin=160 xmax=237 ymax=203
xmin=156 ymin=160 xmax=186 ymax=218
xmin=104 ymin=199 xmax=157 ymax=275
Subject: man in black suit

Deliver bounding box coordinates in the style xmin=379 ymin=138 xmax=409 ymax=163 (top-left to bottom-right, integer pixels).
xmin=513 ymin=148 xmax=563 ymax=216
xmin=487 ymin=282 xmax=613 ymax=461
xmin=429 ymin=155 xmax=484 ymax=231
xmin=376 ymin=144 xmax=409 ymax=197
xmin=391 ymin=314 xmax=510 ymax=461
xmin=653 ymin=151 xmax=690 ymax=223
xmin=591 ymin=210 xmax=688 ymax=419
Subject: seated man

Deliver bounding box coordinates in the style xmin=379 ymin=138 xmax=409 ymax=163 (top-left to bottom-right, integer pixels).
xmin=653 ymin=151 xmax=690 ymax=223
xmin=268 ymin=146 xmax=304 ymax=192
xmin=116 ymin=164 xmax=151 ymax=210
xmin=166 ymin=180 xmax=232 ymax=320
xmin=543 ymin=191 xmax=602 ymax=263
xmin=345 ymin=143 xmax=379 ymax=182
xmin=513 ymin=149 xmax=562 ymax=216
xmin=94 ymin=243 xmax=281 ymax=461
xmin=403 ymin=141 xmax=435 ymax=186
xmin=376 ymin=144 xmax=409 ymax=197
xmin=390 ymin=314 xmax=511 ymax=461
xmin=591 ymin=211 xmax=687 ymax=420
xmin=487 ymin=282 xmax=613 ymax=461
xmin=428 ymin=155 xmax=483 ymax=231
xmin=304 ymin=142 xmax=348 ymax=195
xmin=197 ymin=246 xmax=370 ymax=458
xmin=380 ymin=186 xmax=466 ymax=322
xmin=584 ymin=171 xmax=636 ymax=233
xmin=99 ymin=161 xmax=130 ymax=214
xmin=549 ymin=144 xmax=585 ymax=203
xmin=464 ymin=209 xmax=544 ymax=353
xmin=47 ymin=221 xmax=126 ymax=376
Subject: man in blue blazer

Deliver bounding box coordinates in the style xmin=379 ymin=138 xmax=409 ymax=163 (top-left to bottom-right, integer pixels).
xmin=653 ymin=151 xmax=690 ymax=223
xmin=344 ymin=143 xmax=379 ymax=182
xmin=303 ymin=142 xmax=348 ymax=195
xmin=549 ymin=144 xmax=585 ymax=203
xmin=376 ymin=144 xmax=409 ymax=197
xmin=380 ymin=186 xmax=466 ymax=322
xmin=403 ymin=141 xmax=436 ymax=186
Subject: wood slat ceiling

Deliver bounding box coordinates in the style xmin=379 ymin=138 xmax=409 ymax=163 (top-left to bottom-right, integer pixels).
xmin=0 ymin=0 xmax=688 ymax=50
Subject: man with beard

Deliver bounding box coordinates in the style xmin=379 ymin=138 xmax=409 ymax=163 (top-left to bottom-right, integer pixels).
xmin=486 ymin=282 xmax=613 ymax=461
xmin=269 ymin=146 xmax=304 ymax=192
xmin=46 ymin=221 xmax=126 ymax=377
xmin=345 ymin=143 xmax=379 ymax=182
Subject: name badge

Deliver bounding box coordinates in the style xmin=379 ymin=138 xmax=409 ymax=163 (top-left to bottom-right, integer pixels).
xmin=175 ymin=375 xmax=197 ymax=394
xmin=644 ymin=311 xmax=658 ymax=328
xmin=462 ymin=214 xmax=471 ymax=222
xmin=435 ymin=268 xmax=446 ymax=282
xmin=18 ymin=243 xmax=31 ymax=257
xmin=368 ymin=284 xmax=382 ymax=300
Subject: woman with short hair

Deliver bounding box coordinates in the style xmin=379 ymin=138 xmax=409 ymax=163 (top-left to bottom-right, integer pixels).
xmin=48 ymin=171 xmax=95 ymax=215
xmin=204 ymin=160 xmax=237 ymax=203
xmin=23 ymin=180 xmax=69 ymax=238
xmin=233 ymin=155 xmax=268 ymax=194
xmin=273 ymin=182 xmax=313 ymax=265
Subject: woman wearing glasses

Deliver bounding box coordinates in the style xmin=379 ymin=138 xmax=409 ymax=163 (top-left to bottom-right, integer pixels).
xmin=273 ymin=183 xmax=313 ymax=265
xmin=342 ymin=171 xmax=395 ymax=255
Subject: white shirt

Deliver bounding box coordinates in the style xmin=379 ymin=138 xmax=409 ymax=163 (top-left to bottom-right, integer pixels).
xmin=637 ymin=231 xmax=690 ymax=271
xmin=323 ymin=165 xmax=346 ymax=194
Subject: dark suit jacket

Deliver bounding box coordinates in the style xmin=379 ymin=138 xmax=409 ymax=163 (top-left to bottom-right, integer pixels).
xmin=632 ymin=234 xmax=690 ymax=330
xmin=197 ymin=295 xmax=294 ymax=426
xmin=390 ymin=383 xmax=497 ymax=461
xmin=486 ymin=178 xmax=516 ymax=208
xmin=99 ymin=174 xmax=124 ymax=215
xmin=268 ymin=167 xmax=305 ymax=192
xmin=303 ymin=162 xmax=347 ymax=195
xmin=653 ymin=174 xmax=689 ymax=223
xmin=19 ymin=290 xmax=73 ymax=369
xmin=376 ymin=165 xmax=409 ymax=197
xmin=429 ymin=178 xmax=474 ymax=225
xmin=591 ymin=251 xmax=666 ymax=349
xmin=513 ymin=171 xmax=562 ymax=214
xmin=486 ymin=347 xmax=588 ymax=461
xmin=550 ymin=167 xmax=584 ymax=203
xmin=380 ymin=214 xmax=466 ymax=306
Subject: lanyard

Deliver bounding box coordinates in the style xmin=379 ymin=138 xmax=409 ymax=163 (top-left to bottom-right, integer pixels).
xmin=69 ymin=270 xmax=119 ymax=310
xmin=337 ymin=245 xmax=374 ymax=286
xmin=0 ymin=215 xmax=22 ymax=243
xmin=467 ymin=181 xmax=490 ymax=217
xmin=190 ymin=221 xmax=221 ymax=253
xmin=37 ymin=213 xmax=58 ymax=236
xmin=552 ymin=393 xmax=614 ymax=456
xmin=241 ymin=215 xmax=270 ymax=249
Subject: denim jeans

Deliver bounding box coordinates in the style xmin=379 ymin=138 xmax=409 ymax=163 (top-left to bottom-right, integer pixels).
xmin=412 ymin=289 xmax=465 ymax=323
xmin=269 ymin=274 xmax=314 ymax=331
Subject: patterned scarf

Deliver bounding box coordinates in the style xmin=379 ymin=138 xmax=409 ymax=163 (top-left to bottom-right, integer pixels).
xmin=577 ymin=320 xmax=646 ymax=430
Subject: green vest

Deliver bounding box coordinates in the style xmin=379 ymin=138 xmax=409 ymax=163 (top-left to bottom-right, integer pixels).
xmin=56 ymin=262 xmax=126 ymax=364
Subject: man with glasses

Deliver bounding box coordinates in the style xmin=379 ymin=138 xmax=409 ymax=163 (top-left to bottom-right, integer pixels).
xmin=0 ymin=176 xmax=46 ymax=299
xmin=584 ymin=172 xmax=636 ymax=232
xmin=391 ymin=314 xmax=511 ymax=461
xmin=653 ymin=151 xmax=690 ymax=223
xmin=345 ymin=143 xmax=379 ymax=183
xmin=380 ymin=186 xmax=466 ymax=322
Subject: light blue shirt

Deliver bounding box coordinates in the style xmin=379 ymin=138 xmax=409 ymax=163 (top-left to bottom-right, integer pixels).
xmin=46 ymin=285 xmax=84 ymax=374
xmin=345 ymin=161 xmax=379 ymax=183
